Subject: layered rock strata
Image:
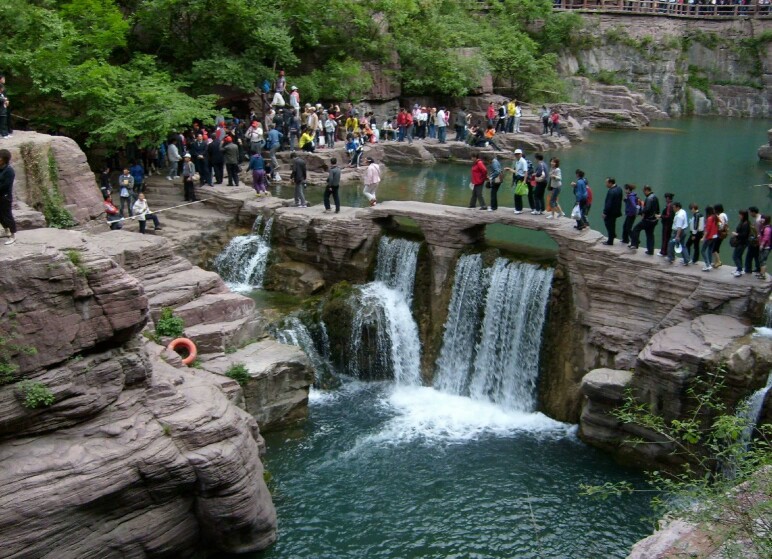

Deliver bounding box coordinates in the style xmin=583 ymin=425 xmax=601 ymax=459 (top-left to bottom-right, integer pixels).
xmin=0 ymin=229 xmax=277 ymax=557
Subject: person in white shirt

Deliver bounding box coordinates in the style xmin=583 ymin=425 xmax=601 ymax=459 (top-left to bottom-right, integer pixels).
xmin=363 ymin=157 xmax=381 ymax=207
xmin=437 ymin=108 xmax=448 ymax=144
xmin=667 ymin=201 xmax=690 ymax=265
xmin=132 ymin=193 xmax=162 ymax=234
xmin=686 ymin=203 xmax=704 ymax=265
xmin=514 ymin=102 xmax=523 ymax=133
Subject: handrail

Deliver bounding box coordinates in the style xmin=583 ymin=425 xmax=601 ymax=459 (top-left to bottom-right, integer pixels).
xmin=550 ymin=0 xmax=772 ymax=19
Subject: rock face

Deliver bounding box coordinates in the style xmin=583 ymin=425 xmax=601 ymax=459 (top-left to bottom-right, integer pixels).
xmin=0 ymin=229 xmax=277 ymax=557
xmin=561 ymin=14 xmax=772 ymax=117
xmin=3 ymin=131 xmax=104 ymax=226
xmin=580 ymin=315 xmax=772 ymax=467
xmin=265 ymin=201 xmax=772 ymax=422
xmin=758 ymin=128 xmax=772 ymax=161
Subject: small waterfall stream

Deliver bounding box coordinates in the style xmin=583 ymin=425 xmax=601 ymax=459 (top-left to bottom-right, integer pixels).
xmin=213 ymin=215 xmax=274 ymax=292
xmin=434 ymin=255 xmax=554 ymax=412
xmin=347 ymin=237 xmax=422 ymax=385
xmin=738 ymin=371 xmax=772 ymax=444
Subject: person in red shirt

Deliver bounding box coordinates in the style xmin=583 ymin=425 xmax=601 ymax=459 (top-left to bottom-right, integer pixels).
xmin=104 ymin=195 xmax=122 ymax=230
xmin=486 ymin=102 xmax=496 ymax=127
xmin=469 ymin=155 xmax=488 ymax=210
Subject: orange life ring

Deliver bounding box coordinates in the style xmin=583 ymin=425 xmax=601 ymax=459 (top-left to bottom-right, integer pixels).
xmin=167 ymin=338 xmax=198 ymax=366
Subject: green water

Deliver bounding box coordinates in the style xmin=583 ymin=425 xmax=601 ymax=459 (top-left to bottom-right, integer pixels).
xmin=271 ymin=118 xmax=771 ymax=257
xmin=245 ymin=384 xmax=651 ymax=559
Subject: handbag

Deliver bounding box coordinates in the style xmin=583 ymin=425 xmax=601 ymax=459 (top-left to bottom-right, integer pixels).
xmin=514 ymin=180 xmax=528 ymax=197
xmin=469 ymin=181 xmax=474 ymax=191
xmin=570 ymin=204 xmax=581 ymax=219
xmin=192 ymin=173 xmax=201 ymax=182
xmin=729 ymin=236 xmax=738 ymax=248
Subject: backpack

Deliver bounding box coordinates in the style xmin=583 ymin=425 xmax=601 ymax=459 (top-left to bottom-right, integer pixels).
xmin=749 ymin=223 xmax=759 ymax=247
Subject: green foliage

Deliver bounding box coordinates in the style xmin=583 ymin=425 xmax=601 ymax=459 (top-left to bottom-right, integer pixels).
xmin=225 ymin=363 xmax=251 ymax=386
xmin=65 ymin=250 xmax=89 ymax=277
xmin=687 ymin=65 xmax=711 ymax=96
xmin=539 ymin=12 xmax=593 ymax=54
xmin=18 ymin=143 xmax=77 ymax=229
xmin=155 ymin=308 xmax=184 ymax=338
xmin=17 ymin=381 xmax=55 ymax=409
xmin=582 ymin=366 xmax=772 ymax=556
xmin=593 ymin=70 xmax=628 ymax=87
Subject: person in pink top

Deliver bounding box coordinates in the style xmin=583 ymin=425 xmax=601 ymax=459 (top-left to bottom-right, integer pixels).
xmin=363 ymin=157 xmax=381 ymax=207
xmin=757 ymin=214 xmax=771 ymax=280
xmin=469 ymin=154 xmax=488 ymax=210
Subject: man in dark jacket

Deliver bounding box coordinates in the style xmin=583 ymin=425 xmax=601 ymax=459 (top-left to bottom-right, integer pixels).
xmin=222 ymin=137 xmax=240 ymax=186
xmin=190 ymin=133 xmax=210 ymax=186
xmin=658 ymin=193 xmax=674 ymax=257
xmin=0 ymin=149 xmax=17 ymax=244
xmin=208 ymin=137 xmax=224 ymax=185
xmin=324 ymin=157 xmax=341 ymax=213
xmin=290 ymin=152 xmax=307 ymax=207
xmin=602 ymin=177 xmax=623 ymax=245
xmin=629 ymin=185 xmax=660 ymax=255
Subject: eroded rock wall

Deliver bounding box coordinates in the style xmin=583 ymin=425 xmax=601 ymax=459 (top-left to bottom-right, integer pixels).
xmin=0 ymin=229 xmax=277 ymax=557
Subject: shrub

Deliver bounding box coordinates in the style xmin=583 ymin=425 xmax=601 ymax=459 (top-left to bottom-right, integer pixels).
xmin=18 ymin=381 xmax=55 ymax=409
xmin=155 ymin=308 xmax=184 ymax=338
xmin=225 ymin=363 xmax=251 ymax=386
xmin=65 ymin=250 xmax=88 ymax=276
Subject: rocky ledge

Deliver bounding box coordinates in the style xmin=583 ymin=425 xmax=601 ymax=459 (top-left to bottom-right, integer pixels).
xmin=0 ymin=228 xmax=279 ymax=557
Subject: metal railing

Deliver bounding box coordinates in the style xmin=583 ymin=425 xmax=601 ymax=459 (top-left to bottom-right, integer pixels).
xmin=551 ymin=0 xmax=772 ymax=18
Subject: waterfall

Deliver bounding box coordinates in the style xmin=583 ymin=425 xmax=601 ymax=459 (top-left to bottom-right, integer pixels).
xmin=434 ymin=256 xmax=554 ymax=412
xmin=374 ymin=237 xmax=420 ymax=303
xmin=213 ymin=215 xmax=273 ymax=292
xmin=764 ymin=299 xmax=772 ymax=328
xmin=274 ymin=316 xmax=334 ymax=386
xmin=346 ymin=237 xmax=422 ymax=385
xmin=738 ymin=372 xmax=772 ymax=444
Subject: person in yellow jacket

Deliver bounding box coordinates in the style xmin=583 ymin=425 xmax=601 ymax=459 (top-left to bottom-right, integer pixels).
xmin=298 ymin=127 xmax=316 ymax=152
xmin=506 ymin=99 xmax=516 ymax=133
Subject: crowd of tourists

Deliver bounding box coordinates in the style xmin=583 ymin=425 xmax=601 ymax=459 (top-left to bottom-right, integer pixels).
xmin=468 ymin=150 xmax=771 ymax=280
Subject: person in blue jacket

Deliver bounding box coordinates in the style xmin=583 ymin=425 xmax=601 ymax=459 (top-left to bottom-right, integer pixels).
xmin=572 ymin=169 xmax=588 ymax=230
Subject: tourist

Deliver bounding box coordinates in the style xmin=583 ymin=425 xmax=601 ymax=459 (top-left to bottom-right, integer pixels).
xmin=571 ymin=170 xmax=589 ymax=230
xmin=486 ymin=102 xmax=496 ymax=128
xmin=532 ymin=154 xmax=548 ymax=215
xmin=437 ymin=107 xmax=448 ymax=144
xmin=118 ymin=167 xmax=135 ymax=217
xmin=621 ymin=184 xmax=638 ymax=245
xmin=666 ymin=201 xmax=690 ymax=265
xmin=346 ymin=135 xmax=364 ymax=168
xmin=104 ymin=195 xmax=122 ymax=230
xmin=586 ymin=182 xmax=593 ymax=222
xmin=601 ymin=178 xmax=623 ymax=245
xmin=713 ymin=203 xmax=729 ymax=268
xmin=266 ymin=124 xmax=282 ymax=179
xmin=132 ymin=193 xmax=162 ymax=234
xmin=129 ymin=160 xmax=145 ymax=195
xmin=455 ymin=107 xmax=467 ymax=142
xmin=275 ymin=70 xmax=286 ymax=99
xmin=0 ymin=85 xmax=9 ymax=139
xmin=428 ymin=107 xmax=437 ymax=139
xmin=701 ymin=206 xmax=718 ymax=271
xmin=208 ymin=135 xmax=224 ymax=185
xmin=417 ymin=107 xmax=428 ymax=139
xmin=758 ymin=215 xmax=771 ymax=280
xmin=488 ymin=154 xmax=503 ymax=212
xmin=496 ymin=101 xmax=507 ymax=133
xmin=167 ymin=138 xmax=181 ymax=180
xmin=657 ymin=193 xmax=674 ymax=257
xmin=289 ymin=152 xmax=307 ymax=207
xmin=546 ymin=158 xmax=564 ymax=219
xmin=540 ymin=105 xmax=550 ymax=135
xmin=514 ymin=101 xmax=523 ymax=133
xmin=505 ymin=149 xmax=529 ymax=214
xmin=245 ymin=121 xmax=264 ymax=155
xmin=324 ymin=113 xmax=337 ymax=149
xmin=0 ymin=149 xmax=17 ymax=244
xmin=506 ymin=99 xmax=516 ymax=133
xmin=100 ymin=165 xmax=112 ymax=199
xmin=629 ymin=185 xmax=659 ymax=255
xmin=222 ymin=137 xmax=240 ymax=187
xmin=745 ymin=206 xmax=762 ymax=275
xmin=550 ymin=110 xmax=561 ymax=137
xmin=686 ymin=203 xmax=704 ymax=265
xmin=192 ymin=133 xmax=211 ymax=187
xmin=181 ymin=153 xmax=198 ymax=201
xmin=289 ymin=85 xmax=300 ymax=112
xmin=730 ymin=210 xmax=750 ymax=277
xmin=363 ymin=157 xmax=382 ymax=207
xmin=299 ymin=127 xmax=315 ymax=152
xmin=324 ymin=157 xmax=341 ymax=213
xmin=248 ymin=151 xmax=268 ymax=196
xmin=469 ymin=154 xmax=488 ymax=211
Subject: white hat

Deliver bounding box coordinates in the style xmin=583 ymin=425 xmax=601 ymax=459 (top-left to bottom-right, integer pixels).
xmin=291 ymin=85 xmax=298 ymax=90
xmin=183 ymin=153 xmax=191 ymax=158
xmin=514 ymin=149 xmax=523 ymax=155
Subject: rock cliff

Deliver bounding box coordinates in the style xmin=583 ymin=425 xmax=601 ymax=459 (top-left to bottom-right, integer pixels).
xmin=0 ymin=229 xmax=277 ymax=557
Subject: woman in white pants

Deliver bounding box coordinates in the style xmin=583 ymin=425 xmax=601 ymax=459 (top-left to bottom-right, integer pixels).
xmin=363 ymin=157 xmax=381 ymax=207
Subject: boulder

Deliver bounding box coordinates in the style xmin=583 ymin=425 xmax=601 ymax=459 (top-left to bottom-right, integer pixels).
xmin=0 ymin=229 xmax=277 ymax=557
xmin=264 ymin=261 xmax=325 ymax=296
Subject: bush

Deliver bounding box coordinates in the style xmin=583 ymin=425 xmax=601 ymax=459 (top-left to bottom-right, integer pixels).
xmin=155 ymin=307 xmax=184 ymax=338
xmin=17 ymin=381 xmax=55 ymax=409
xmin=225 ymin=363 xmax=251 ymax=386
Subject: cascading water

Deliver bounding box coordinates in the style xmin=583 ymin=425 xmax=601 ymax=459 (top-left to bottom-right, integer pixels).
xmin=274 ymin=316 xmax=334 ymax=386
xmin=764 ymin=299 xmax=772 ymax=328
xmin=434 ymin=255 xmax=554 ymax=412
xmin=346 ymin=237 xmax=422 ymax=385
xmin=213 ymin=215 xmax=274 ymax=292
xmin=738 ymin=371 xmax=772 ymax=444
